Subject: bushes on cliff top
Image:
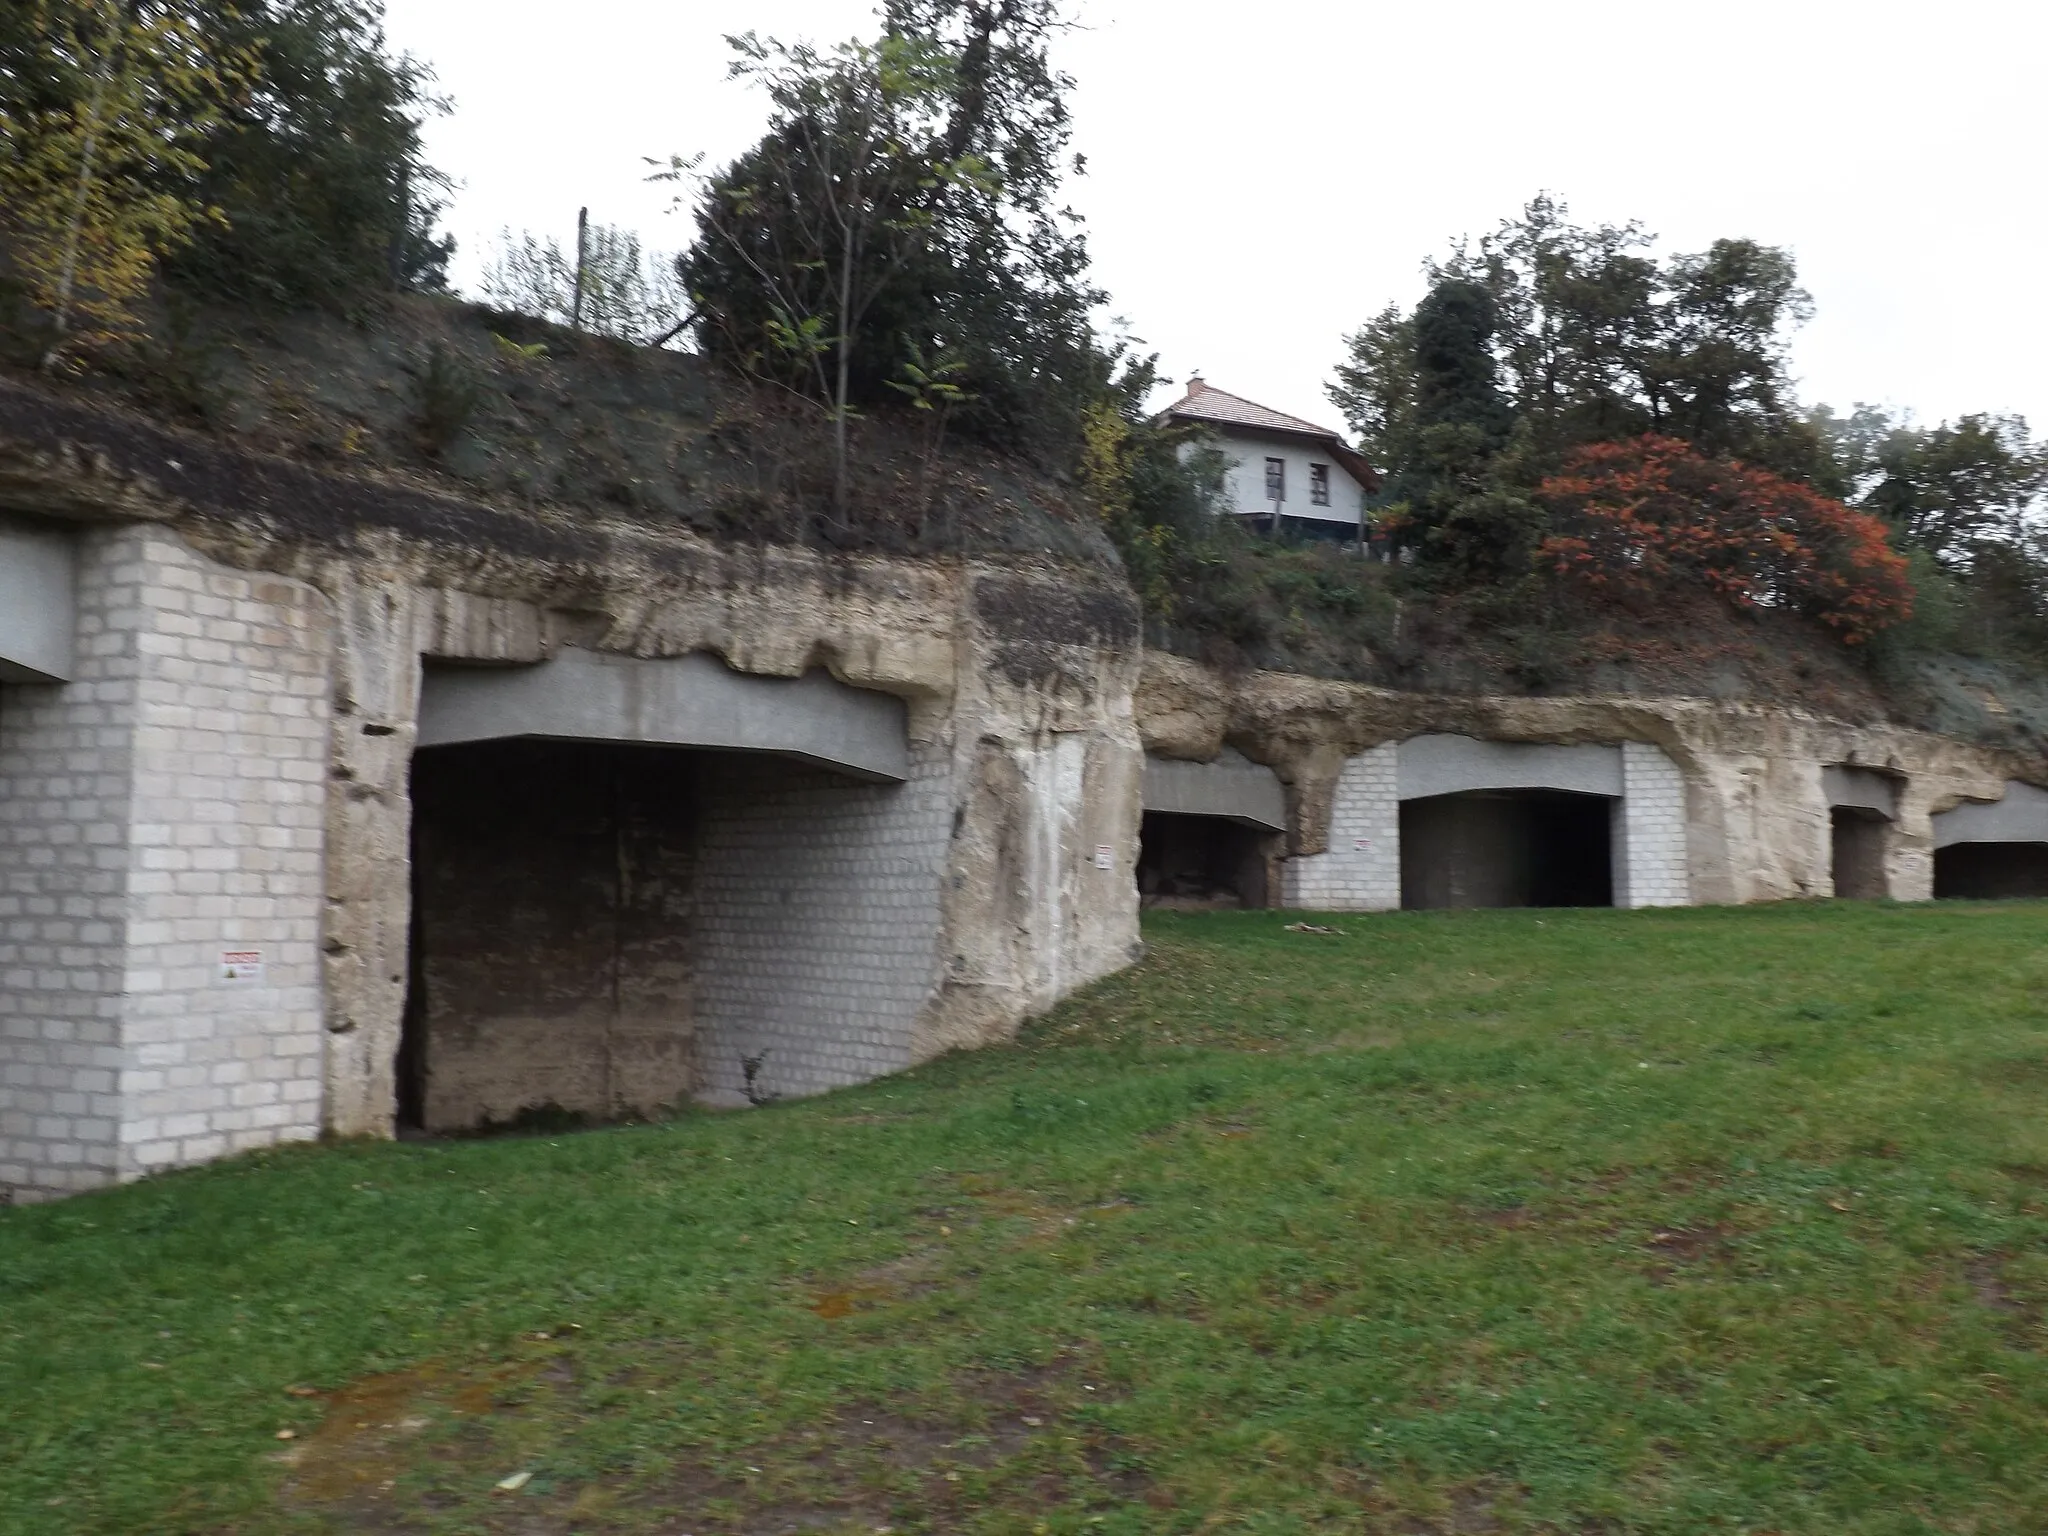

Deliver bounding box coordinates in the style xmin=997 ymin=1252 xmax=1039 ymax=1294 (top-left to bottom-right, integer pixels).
xmin=1537 ymin=435 xmax=1912 ymax=645
xmin=0 ymin=0 xmax=449 ymax=365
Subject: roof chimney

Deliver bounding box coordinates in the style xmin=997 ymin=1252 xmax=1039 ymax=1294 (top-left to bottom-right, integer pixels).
xmin=1186 ymin=374 xmax=1205 ymax=394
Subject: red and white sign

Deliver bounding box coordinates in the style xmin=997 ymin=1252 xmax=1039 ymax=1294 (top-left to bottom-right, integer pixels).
xmin=1093 ymin=845 xmax=1116 ymax=870
xmin=219 ymin=949 xmax=265 ymax=983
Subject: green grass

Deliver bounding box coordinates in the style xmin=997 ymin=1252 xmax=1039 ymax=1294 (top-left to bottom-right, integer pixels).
xmin=8 ymin=902 xmax=2048 ymax=1535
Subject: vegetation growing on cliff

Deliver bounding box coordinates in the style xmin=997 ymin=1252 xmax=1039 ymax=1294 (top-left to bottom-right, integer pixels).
xmin=0 ymin=0 xmax=449 ymax=366
xmin=1328 ymin=197 xmax=2048 ymax=671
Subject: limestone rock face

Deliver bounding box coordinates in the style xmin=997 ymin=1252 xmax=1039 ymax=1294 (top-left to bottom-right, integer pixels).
xmin=1136 ymin=652 xmax=2043 ymax=905
xmin=0 ymin=383 xmax=1143 ymax=1147
xmin=9 ymin=366 xmax=2048 ymax=1192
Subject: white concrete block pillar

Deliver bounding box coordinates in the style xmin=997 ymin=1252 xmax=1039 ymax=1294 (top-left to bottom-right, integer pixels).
xmin=1281 ymin=744 xmax=1400 ymax=911
xmin=1615 ymin=741 xmax=1689 ymax=907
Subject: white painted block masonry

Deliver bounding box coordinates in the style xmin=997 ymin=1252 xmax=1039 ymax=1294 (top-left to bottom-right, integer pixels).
xmin=1280 ymin=745 xmax=1400 ymax=911
xmin=0 ymin=530 xmax=331 ymax=1200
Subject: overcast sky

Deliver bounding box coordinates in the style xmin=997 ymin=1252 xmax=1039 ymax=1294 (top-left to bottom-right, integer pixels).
xmin=380 ymin=0 xmax=2046 ymax=438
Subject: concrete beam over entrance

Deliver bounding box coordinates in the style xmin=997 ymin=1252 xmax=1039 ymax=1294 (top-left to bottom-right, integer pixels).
xmin=1932 ymin=780 xmax=2048 ymax=849
xmin=1396 ymin=734 xmax=1622 ymax=801
xmin=1142 ymin=749 xmax=1287 ymax=832
xmin=417 ymin=648 xmax=911 ymax=783
xmin=0 ymin=514 xmax=75 ymax=684
xmin=1823 ymin=765 xmax=1900 ymax=820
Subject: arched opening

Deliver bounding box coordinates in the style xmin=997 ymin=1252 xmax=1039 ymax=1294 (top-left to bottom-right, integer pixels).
xmin=1399 ymin=789 xmax=1614 ymax=910
xmin=1830 ymin=807 xmax=1891 ymax=899
xmin=1934 ymin=842 xmax=2048 ymax=900
xmin=1137 ymin=811 xmax=1276 ymax=909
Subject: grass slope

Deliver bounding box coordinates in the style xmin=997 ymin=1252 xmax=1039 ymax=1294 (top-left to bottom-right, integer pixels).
xmin=6 ymin=903 xmax=2048 ymax=1534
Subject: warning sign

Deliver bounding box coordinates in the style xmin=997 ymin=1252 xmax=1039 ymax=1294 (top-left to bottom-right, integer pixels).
xmin=1093 ymin=845 xmax=1116 ymax=870
xmin=219 ymin=949 xmax=264 ymax=984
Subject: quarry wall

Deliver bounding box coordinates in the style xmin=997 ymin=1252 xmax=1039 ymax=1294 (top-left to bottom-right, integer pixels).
xmin=5 ymin=378 xmax=2048 ymax=1200
xmin=0 ymin=384 xmax=1143 ymax=1198
xmin=1136 ymin=653 xmax=2037 ymax=910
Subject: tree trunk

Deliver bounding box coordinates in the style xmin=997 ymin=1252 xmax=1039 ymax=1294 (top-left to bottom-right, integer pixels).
xmin=41 ymin=4 xmax=126 ymax=371
xmin=833 ymin=214 xmax=856 ymax=523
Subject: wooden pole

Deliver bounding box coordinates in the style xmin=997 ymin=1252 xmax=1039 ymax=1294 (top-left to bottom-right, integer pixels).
xmin=569 ymin=206 xmax=589 ymax=331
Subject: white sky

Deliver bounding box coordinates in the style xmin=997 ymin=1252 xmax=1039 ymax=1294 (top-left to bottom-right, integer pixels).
xmin=381 ymin=0 xmax=2047 ymax=437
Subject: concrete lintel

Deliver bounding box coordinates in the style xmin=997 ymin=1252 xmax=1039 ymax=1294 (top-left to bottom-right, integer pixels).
xmin=417 ymin=647 xmax=910 ymax=782
xmin=0 ymin=512 xmax=76 ymax=684
xmin=1397 ymin=733 xmax=1622 ymax=802
xmin=1932 ymin=780 xmax=2048 ymax=849
xmin=1143 ymin=749 xmax=1286 ymax=831
xmin=1822 ymin=765 xmax=1900 ymax=820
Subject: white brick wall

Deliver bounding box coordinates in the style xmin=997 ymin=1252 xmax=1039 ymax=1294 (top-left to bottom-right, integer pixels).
xmin=1280 ymin=744 xmax=1399 ymax=911
xmin=689 ymin=744 xmax=952 ymax=1103
xmin=0 ymin=527 xmax=141 ymax=1197
xmin=0 ymin=529 xmax=331 ymax=1200
xmin=1615 ymin=741 xmax=1690 ymax=907
xmin=1278 ymin=738 xmax=1693 ymax=914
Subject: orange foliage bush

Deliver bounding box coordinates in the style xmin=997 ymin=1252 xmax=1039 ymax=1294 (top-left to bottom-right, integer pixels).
xmin=1537 ymin=435 xmax=1912 ymax=643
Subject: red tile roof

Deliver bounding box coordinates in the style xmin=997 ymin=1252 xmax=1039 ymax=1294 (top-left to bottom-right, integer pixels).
xmin=1164 ymin=379 xmax=1381 ymax=492
xmin=1164 ymin=379 xmax=1346 ymax=439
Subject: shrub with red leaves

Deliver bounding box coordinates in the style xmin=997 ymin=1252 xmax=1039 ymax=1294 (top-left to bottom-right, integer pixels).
xmin=1537 ymin=434 xmax=1912 ymax=643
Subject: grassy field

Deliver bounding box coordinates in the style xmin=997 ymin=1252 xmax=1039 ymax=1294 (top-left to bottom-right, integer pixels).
xmin=6 ymin=902 xmax=2048 ymax=1535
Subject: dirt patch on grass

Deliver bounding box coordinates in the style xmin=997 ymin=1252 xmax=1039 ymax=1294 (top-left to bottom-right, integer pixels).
xmin=276 ymin=1350 xmax=566 ymax=1527
xmin=1643 ymin=1223 xmax=1736 ymax=1283
xmin=1967 ymin=1253 xmax=2024 ymax=1317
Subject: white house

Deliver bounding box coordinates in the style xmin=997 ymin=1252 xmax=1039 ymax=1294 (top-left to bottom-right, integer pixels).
xmin=1163 ymin=378 xmax=1380 ymax=541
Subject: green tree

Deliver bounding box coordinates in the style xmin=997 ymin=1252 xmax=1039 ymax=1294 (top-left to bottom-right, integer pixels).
xmin=1381 ymin=278 xmax=1544 ymax=582
xmin=1860 ymin=412 xmax=2046 ymax=568
xmin=1646 ymin=237 xmax=1815 ymax=472
xmin=166 ymin=0 xmax=452 ymax=307
xmin=674 ymin=1 xmax=1105 ymax=474
xmin=1433 ymin=192 xmax=1660 ymax=460
xmin=663 ymin=28 xmax=983 ymax=515
xmin=1337 ymin=198 xmax=1823 ymax=490
xmin=0 ymin=0 xmax=242 ymax=364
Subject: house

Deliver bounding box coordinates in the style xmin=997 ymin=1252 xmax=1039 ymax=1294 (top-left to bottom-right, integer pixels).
xmin=1162 ymin=378 xmax=1381 ymax=541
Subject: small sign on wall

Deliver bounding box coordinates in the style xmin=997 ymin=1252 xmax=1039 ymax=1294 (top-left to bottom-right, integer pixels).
xmin=1353 ymin=839 xmax=1373 ymax=852
xmin=1093 ymin=845 xmax=1115 ymax=870
xmin=219 ymin=949 xmax=264 ymax=984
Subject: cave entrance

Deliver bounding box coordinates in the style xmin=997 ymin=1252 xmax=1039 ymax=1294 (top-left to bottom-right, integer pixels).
xmin=1933 ymin=842 xmax=2048 ymax=900
xmin=1137 ymin=811 xmax=1276 ymax=909
xmin=1399 ymin=789 xmax=1615 ymax=910
xmin=1830 ymin=807 xmax=1891 ymax=899
xmin=400 ymin=739 xmax=699 ymax=1135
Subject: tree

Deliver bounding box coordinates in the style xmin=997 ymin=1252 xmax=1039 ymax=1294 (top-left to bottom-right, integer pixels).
xmin=0 ymin=0 xmax=242 ymax=364
xmin=1334 ymin=198 xmax=1823 ymax=491
xmin=1538 ymin=435 xmax=1912 ymax=643
xmin=665 ymin=29 xmax=980 ymax=515
xmin=674 ymin=1 xmax=1105 ymax=480
xmin=1861 ymin=412 xmax=2046 ymax=569
xmin=1431 ymin=192 xmax=1661 ymax=460
xmin=1646 ymin=238 xmax=1814 ymax=472
xmin=480 ymin=222 xmax=688 ymax=342
xmin=1328 ymin=301 xmax=1415 ymax=473
xmin=166 ymin=0 xmax=452 ymax=307
xmin=1375 ymin=278 xmax=1544 ymax=582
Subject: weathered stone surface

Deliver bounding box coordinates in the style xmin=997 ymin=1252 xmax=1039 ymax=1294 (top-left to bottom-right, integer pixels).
xmin=1137 ymin=653 xmax=2044 ymax=905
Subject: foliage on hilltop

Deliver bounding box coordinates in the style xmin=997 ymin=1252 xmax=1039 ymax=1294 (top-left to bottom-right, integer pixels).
xmin=1313 ymin=196 xmax=2048 ymax=685
xmin=0 ymin=0 xmax=449 ymax=366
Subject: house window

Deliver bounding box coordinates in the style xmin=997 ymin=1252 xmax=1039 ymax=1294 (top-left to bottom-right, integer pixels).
xmin=1264 ymin=457 xmax=1285 ymax=503
xmin=1309 ymin=463 xmax=1331 ymax=506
